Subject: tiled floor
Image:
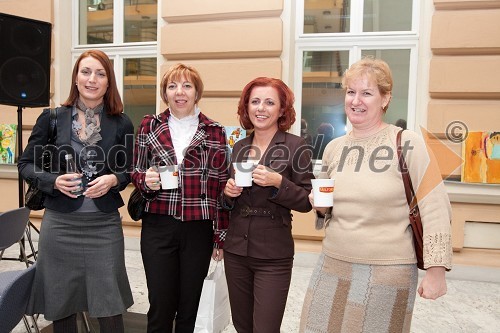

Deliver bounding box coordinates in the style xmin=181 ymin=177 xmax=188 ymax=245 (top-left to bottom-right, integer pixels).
xmin=4 ymin=237 xmax=500 ymax=333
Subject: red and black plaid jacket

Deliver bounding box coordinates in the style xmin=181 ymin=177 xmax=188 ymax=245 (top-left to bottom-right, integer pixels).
xmin=131 ymin=109 xmax=230 ymax=247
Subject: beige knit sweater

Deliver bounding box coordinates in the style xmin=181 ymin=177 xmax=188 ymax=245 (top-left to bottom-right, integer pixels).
xmin=319 ymin=125 xmax=452 ymax=269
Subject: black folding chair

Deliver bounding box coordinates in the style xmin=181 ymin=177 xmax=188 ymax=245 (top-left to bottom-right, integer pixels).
xmin=0 ymin=207 xmax=32 ymax=267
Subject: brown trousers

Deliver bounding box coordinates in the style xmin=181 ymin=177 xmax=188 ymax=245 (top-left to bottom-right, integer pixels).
xmin=224 ymin=251 xmax=293 ymax=333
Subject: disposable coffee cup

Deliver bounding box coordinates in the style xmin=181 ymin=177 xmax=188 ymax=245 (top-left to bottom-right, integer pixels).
xmin=233 ymin=162 xmax=254 ymax=187
xmin=311 ymin=178 xmax=335 ymax=208
xmin=159 ymin=165 xmax=179 ymax=190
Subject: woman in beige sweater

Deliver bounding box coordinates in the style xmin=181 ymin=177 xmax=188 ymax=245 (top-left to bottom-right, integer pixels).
xmin=300 ymin=57 xmax=452 ymax=333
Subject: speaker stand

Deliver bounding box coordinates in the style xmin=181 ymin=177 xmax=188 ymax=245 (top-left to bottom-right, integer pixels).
xmin=17 ymin=106 xmax=24 ymax=207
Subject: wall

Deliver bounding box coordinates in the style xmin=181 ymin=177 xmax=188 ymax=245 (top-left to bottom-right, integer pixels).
xmin=161 ymin=0 xmax=283 ymax=125
xmin=429 ymin=0 xmax=500 ymax=250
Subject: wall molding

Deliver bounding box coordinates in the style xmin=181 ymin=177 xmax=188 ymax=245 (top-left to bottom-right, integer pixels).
xmin=434 ymin=0 xmax=500 ymax=10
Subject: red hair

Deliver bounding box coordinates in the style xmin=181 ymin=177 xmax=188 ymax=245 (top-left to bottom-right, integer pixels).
xmin=237 ymin=77 xmax=296 ymax=131
xmin=62 ymin=49 xmax=123 ymax=115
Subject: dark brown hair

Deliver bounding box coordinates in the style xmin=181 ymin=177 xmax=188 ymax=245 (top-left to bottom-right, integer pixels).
xmin=237 ymin=77 xmax=296 ymax=131
xmin=62 ymin=49 xmax=123 ymax=115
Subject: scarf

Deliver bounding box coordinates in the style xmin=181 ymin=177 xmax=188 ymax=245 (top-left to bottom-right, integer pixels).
xmin=73 ymin=99 xmax=103 ymax=146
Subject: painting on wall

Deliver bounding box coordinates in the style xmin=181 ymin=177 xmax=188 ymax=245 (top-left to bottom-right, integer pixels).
xmin=461 ymin=131 xmax=500 ymax=184
xmin=225 ymin=126 xmax=246 ymax=155
xmin=0 ymin=124 xmax=17 ymax=164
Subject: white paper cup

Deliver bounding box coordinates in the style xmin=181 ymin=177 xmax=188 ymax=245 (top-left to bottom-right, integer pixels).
xmin=311 ymin=178 xmax=335 ymax=208
xmin=233 ymin=162 xmax=254 ymax=187
xmin=159 ymin=165 xmax=179 ymax=190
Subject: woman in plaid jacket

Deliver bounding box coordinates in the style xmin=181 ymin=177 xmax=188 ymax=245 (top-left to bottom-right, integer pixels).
xmin=131 ymin=63 xmax=229 ymax=333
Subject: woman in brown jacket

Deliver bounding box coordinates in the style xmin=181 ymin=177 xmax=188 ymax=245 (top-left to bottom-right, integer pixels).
xmin=222 ymin=77 xmax=314 ymax=332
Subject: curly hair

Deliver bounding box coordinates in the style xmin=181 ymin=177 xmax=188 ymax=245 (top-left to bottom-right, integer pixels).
xmin=237 ymin=77 xmax=296 ymax=131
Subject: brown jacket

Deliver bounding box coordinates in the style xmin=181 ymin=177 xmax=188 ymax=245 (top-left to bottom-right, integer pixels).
xmin=223 ymin=131 xmax=314 ymax=259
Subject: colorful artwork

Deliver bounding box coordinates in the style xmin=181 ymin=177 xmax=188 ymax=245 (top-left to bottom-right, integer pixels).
xmin=461 ymin=131 xmax=500 ymax=184
xmin=225 ymin=126 xmax=246 ymax=155
xmin=0 ymin=124 xmax=17 ymax=164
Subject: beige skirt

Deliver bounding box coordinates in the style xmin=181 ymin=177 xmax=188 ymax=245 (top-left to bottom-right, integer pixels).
xmin=300 ymin=254 xmax=418 ymax=333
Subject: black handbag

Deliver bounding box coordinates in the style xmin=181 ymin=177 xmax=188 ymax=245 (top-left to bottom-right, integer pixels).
xmin=127 ymin=188 xmax=156 ymax=221
xmin=127 ymin=116 xmax=159 ymax=221
xmin=25 ymin=108 xmax=58 ymax=210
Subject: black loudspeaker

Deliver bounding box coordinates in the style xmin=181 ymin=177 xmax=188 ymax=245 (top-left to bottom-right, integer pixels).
xmin=0 ymin=13 xmax=51 ymax=107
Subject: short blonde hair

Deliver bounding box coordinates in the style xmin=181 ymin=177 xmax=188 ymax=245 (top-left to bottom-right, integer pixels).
xmin=342 ymin=57 xmax=393 ymax=112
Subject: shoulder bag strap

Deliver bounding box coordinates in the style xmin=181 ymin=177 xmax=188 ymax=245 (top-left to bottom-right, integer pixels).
xmin=40 ymin=108 xmax=58 ymax=173
xmin=396 ymin=129 xmax=416 ymax=209
xmin=47 ymin=108 xmax=58 ymax=144
xmin=397 ymin=129 xmax=425 ymax=269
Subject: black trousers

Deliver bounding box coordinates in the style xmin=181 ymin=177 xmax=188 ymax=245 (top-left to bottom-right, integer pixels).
xmin=224 ymin=251 xmax=293 ymax=333
xmin=141 ymin=213 xmax=213 ymax=333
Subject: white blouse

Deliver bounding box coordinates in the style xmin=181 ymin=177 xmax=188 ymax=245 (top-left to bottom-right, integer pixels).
xmin=168 ymin=106 xmax=200 ymax=164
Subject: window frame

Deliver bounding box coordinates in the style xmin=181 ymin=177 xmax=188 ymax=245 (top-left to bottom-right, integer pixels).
xmin=73 ymin=0 xmax=158 ymax=49
xmin=292 ymin=0 xmax=421 ymax=136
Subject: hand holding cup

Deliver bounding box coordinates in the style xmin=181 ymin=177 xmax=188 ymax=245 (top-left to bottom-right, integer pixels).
xmin=252 ymin=164 xmax=282 ymax=188
xmin=145 ymin=167 xmax=161 ymax=190
xmin=224 ymin=178 xmax=243 ymax=198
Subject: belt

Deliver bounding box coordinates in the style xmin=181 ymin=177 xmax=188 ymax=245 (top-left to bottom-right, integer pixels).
xmin=240 ymin=205 xmax=274 ymax=218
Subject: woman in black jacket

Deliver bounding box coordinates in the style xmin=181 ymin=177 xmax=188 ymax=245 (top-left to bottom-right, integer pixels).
xmin=18 ymin=49 xmax=134 ymax=333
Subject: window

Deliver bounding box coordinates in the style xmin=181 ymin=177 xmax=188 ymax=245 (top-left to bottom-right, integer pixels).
xmin=75 ymin=0 xmax=158 ymax=128
xmin=79 ymin=0 xmax=157 ymax=45
xmin=295 ymin=0 xmax=418 ymax=161
xmin=303 ymin=0 xmax=412 ymax=34
xmin=123 ymin=57 xmax=157 ymax=126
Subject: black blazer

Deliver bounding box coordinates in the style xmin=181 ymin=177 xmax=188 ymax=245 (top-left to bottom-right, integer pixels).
xmin=18 ymin=106 xmax=135 ymax=213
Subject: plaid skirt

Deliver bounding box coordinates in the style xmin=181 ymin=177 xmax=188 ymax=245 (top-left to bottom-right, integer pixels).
xmin=300 ymin=254 xmax=418 ymax=333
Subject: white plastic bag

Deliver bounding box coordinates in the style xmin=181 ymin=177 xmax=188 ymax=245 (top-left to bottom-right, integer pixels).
xmin=194 ymin=262 xmax=231 ymax=333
